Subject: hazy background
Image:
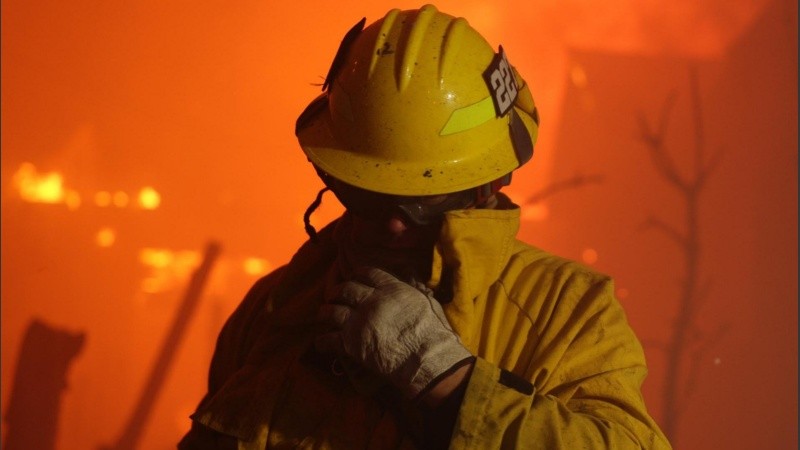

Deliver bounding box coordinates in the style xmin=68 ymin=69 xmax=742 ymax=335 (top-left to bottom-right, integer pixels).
xmin=2 ymin=0 xmax=796 ymax=448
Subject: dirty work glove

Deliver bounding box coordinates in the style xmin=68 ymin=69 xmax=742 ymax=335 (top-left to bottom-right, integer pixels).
xmin=315 ymin=266 xmax=472 ymax=399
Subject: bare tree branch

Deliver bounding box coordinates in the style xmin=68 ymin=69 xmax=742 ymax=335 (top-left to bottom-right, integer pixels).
xmin=678 ymin=344 xmax=705 ymax=416
xmin=689 ymin=66 xmax=705 ymax=174
xmin=641 ymin=216 xmax=687 ymax=247
xmin=525 ymin=173 xmax=604 ymax=205
xmin=635 ymin=67 xmax=725 ymax=447
xmin=637 ymin=113 xmax=659 ymax=148
xmin=693 ymin=278 xmax=714 ymax=313
xmin=681 ymin=323 xmax=729 ymax=406
xmin=648 ymin=145 xmax=691 ymax=192
xmin=637 ymin=93 xmax=691 ymax=191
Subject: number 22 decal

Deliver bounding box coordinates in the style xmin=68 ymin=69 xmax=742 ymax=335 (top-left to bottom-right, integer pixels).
xmin=483 ymin=46 xmax=519 ymax=117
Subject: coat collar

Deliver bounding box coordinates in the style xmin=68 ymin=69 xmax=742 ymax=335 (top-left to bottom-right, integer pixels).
xmin=430 ymin=194 xmax=521 ymax=350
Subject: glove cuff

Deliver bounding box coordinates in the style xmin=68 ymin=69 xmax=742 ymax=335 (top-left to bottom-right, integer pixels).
xmin=412 ymin=355 xmax=476 ymax=401
xmin=401 ymin=342 xmax=473 ymax=399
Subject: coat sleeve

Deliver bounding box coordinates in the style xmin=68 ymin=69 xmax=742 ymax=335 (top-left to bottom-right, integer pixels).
xmin=449 ymin=275 xmax=672 ymax=450
xmin=178 ymin=269 xmax=284 ymax=449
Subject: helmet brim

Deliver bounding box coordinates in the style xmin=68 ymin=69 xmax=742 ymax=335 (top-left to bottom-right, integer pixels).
xmin=296 ymin=95 xmax=536 ymax=196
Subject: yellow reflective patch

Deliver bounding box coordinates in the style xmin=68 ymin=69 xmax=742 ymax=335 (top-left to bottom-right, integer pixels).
xmin=440 ymin=96 xmax=496 ymax=136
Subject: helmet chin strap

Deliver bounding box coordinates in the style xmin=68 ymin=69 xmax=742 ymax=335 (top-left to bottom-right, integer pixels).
xmin=304 ymin=187 xmax=330 ymax=243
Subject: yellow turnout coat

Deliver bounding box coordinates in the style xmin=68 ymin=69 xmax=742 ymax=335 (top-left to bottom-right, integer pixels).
xmin=180 ymin=203 xmax=671 ymax=449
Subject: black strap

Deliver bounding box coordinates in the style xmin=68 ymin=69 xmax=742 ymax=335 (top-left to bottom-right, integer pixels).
xmin=322 ymin=17 xmax=366 ymax=92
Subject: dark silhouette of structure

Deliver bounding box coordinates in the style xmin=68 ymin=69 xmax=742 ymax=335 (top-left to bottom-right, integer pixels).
xmin=4 ymin=318 xmax=86 ymax=450
xmin=100 ymin=240 xmax=221 ymax=450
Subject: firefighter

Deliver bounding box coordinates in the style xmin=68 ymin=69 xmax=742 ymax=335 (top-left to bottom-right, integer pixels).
xmin=180 ymin=4 xmax=671 ymax=449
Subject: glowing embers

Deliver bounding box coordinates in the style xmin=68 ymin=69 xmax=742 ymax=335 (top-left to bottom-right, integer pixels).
xmin=96 ymin=227 xmax=117 ymax=247
xmin=243 ymin=257 xmax=271 ymax=276
xmin=520 ymin=203 xmax=549 ymax=221
xmin=12 ymin=162 xmax=75 ymax=206
xmin=139 ymin=248 xmax=202 ymax=294
xmin=137 ymin=249 xmax=273 ymax=294
xmin=138 ymin=187 xmax=161 ymax=210
xmin=570 ymin=64 xmax=588 ymax=89
xmin=11 ymin=162 xmax=162 ymax=211
xmin=96 ymin=188 xmax=161 ymax=210
xmin=581 ymin=247 xmax=598 ymax=265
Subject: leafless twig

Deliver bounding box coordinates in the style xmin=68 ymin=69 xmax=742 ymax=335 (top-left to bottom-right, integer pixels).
xmin=525 ymin=173 xmax=604 ymax=205
xmin=637 ymin=65 xmax=724 ymax=447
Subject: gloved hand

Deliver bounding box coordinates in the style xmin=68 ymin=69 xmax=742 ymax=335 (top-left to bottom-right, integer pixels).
xmin=315 ymin=266 xmax=472 ymax=399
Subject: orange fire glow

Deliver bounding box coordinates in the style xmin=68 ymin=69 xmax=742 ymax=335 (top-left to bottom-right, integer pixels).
xmin=581 ymin=248 xmax=599 ymax=265
xmin=138 ymin=248 xmax=201 ymax=294
xmin=65 ymin=191 xmax=81 ymax=210
xmin=138 ymin=187 xmax=161 ymax=210
xmin=570 ymin=64 xmax=589 ymax=88
xmin=520 ymin=203 xmax=550 ymax=221
xmin=113 ymin=191 xmax=130 ymax=208
xmin=12 ymin=163 xmax=66 ymax=204
xmin=11 ymin=163 xmax=161 ymax=212
xmin=95 ymin=227 xmax=116 ymax=247
xmin=94 ymin=191 xmax=111 ymax=207
xmin=243 ymin=257 xmax=271 ymax=276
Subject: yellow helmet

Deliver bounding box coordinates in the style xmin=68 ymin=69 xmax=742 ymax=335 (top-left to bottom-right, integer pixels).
xmin=296 ymin=4 xmax=539 ymax=196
